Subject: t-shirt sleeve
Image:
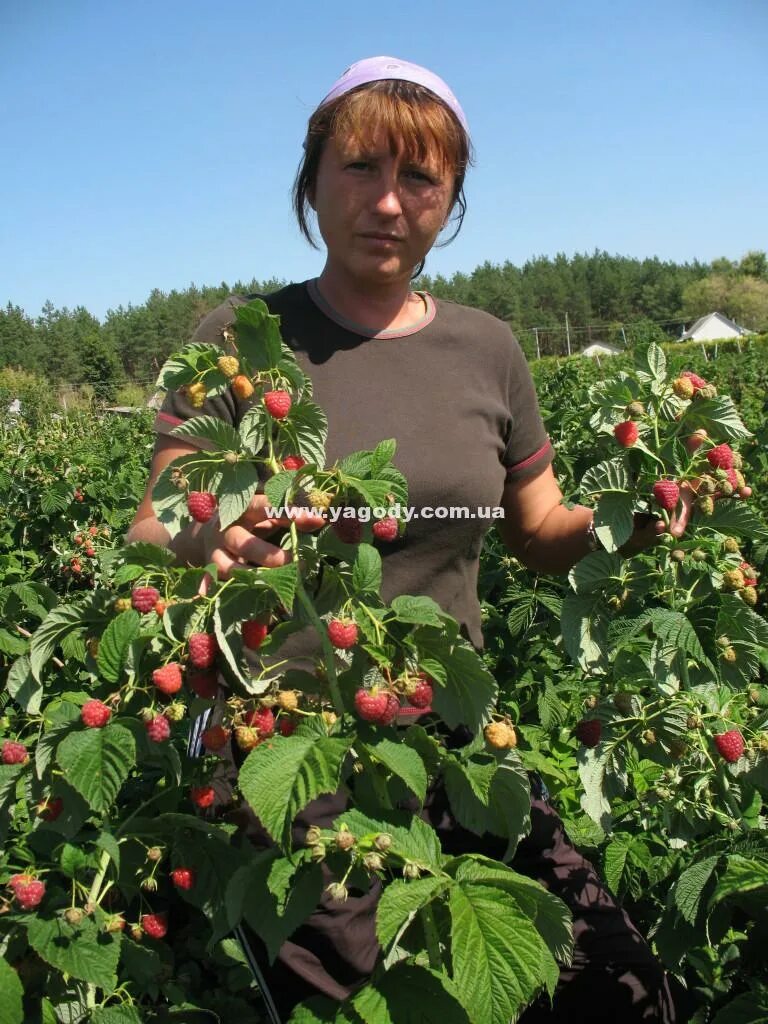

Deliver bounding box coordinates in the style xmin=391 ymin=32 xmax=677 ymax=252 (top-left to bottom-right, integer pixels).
xmin=501 ymin=330 xmax=554 ymax=482
xmin=153 ymin=297 xmax=246 ymax=449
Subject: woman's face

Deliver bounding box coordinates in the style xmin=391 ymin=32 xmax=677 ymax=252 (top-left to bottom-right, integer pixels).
xmin=310 ymin=128 xmax=455 ymax=289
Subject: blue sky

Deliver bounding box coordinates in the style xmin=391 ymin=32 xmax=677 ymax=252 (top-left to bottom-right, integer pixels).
xmin=1 ymin=0 xmax=766 ymax=321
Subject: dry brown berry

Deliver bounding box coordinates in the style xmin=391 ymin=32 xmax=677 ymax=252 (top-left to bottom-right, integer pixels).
xmin=613 ymin=692 xmax=634 ymax=715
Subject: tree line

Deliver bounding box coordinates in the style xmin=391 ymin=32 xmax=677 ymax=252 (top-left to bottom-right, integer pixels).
xmin=2 ymin=251 xmax=767 ymax=400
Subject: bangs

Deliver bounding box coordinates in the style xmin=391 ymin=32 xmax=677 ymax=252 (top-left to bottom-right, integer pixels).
xmin=327 ymin=81 xmax=466 ymax=176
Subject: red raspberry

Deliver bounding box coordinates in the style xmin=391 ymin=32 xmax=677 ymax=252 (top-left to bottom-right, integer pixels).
xmin=707 ymin=444 xmax=735 ymax=470
xmin=89 ymin=525 xmax=99 ymax=537
xmin=152 ymin=663 xmax=183 ymax=696
xmin=74 ymin=535 xmax=84 ymax=546
xmin=333 ymin=517 xmax=363 ymax=545
xmin=145 ymin=714 xmax=171 ymax=743
xmin=81 ymin=700 xmax=112 ymax=728
xmin=263 ymin=390 xmax=292 ymax=419
xmin=681 ymin=370 xmax=708 ymax=391
xmin=328 ymin=619 xmax=358 ymax=649
xmin=84 ymin=546 xmax=96 ymax=558
xmin=74 ymin=489 xmax=84 ymax=502
xmin=407 ymin=676 xmax=433 ymax=709
xmin=740 ymin=562 xmax=758 ymax=587
xmin=201 ymin=725 xmax=230 ymax=752
xmin=613 ymin=421 xmax=638 ymax=447
xmin=190 ymin=785 xmax=216 ymax=808
xmin=141 ymin=912 xmax=168 ymax=939
xmin=38 ymin=796 xmax=63 ymax=821
xmin=653 ymin=480 xmax=680 ymax=512
xmin=725 ymin=468 xmax=740 ymax=489
xmin=9 ymin=875 xmax=45 ymax=911
xmin=279 ymin=717 xmax=297 ymax=737
xmin=372 ymin=517 xmax=399 ymax=542
xmin=575 ymin=719 xmax=602 ymax=747
xmin=187 ymin=491 xmax=218 ymax=523
xmin=378 ymin=693 xmax=401 ymax=726
xmin=71 ymin=559 xmax=82 ymax=573
xmin=188 ymin=632 xmax=219 ymax=669
xmin=131 ymin=586 xmax=160 ymax=613
xmin=189 ymin=670 xmax=219 ymax=699
xmin=244 ymin=707 xmax=276 ymax=738
xmin=2 ymin=740 xmax=29 ymax=765
xmin=713 ymin=729 xmax=744 ymax=763
xmin=242 ymin=619 xmax=269 ymax=649
xmin=353 ymin=689 xmax=390 ymax=723
xmin=282 ymin=455 xmax=306 ymax=471
xmin=170 ymin=867 xmax=196 ymax=891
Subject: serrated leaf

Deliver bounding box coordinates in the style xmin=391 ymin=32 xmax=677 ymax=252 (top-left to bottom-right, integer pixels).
xmin=236 ymin=857 xmax=325 ymax=963
xmin=156 ymin=342 xmax=221 ymax=389
xmin=428 ymin=644 xmax=498 ymax=732
xmin=96 ymin=830 xmax=122 ymax=874
xmin=97 ymin=610 xmax=140 ymax=683
xmin=238 ymin=405 xmax=267 ymax=454
xmin=581 ymin=458 xmax=630 ymax=495
xmin=40 ymin=482 xmax=71 ymax=514
xmin=673 ymin=855 xmax=719 ymax=924
xmin=235 ymin=298 xmax=284 ymax=369
xmin=30 ymin=604 xmax=85 ymax=680
xmin=561 ymin=593 xmax=608 ymax=672
xmin=635 ymin=341 xmax=666 ymax=381
xmin=702 ymin=501 xmax=768 ymax=540
xmin=370 ymin=439 xmax=397 ymax=475
xmin=258 ymin=562 xmax=299 ymax=610
xmin=119 ymin=542 xmax=176 ymax=568
xmin=7 ymin=654 xmax=42 ymax=714
xmin=647 ymin=608 xmax=714 ymax=672
xmin=352 ymin=544 xmax=382 ymax=595
xmin=375 ymin=876 xmax=447 ymax=949
xmin=238 ymin=734 xmax=352 ymax=846
xmin=603 ymin=834 xmax=632 ymax=894
xmin=711 ymin=854 xmax=768 ymax=906
xmin=594 ymin=491 xmax=635 ymax=551
xmin=684 ymin=396 xmax=753 ymax=441
xmin=335 ymin=808 xmax=442 ymax=866
xmin=365 ymin=735 xmax=427 ymax=802
xmin=506 ymin=596 xmax=534 ymax=636
xmin=90 ymin=1007 xmax=142 ymax=1024
xmin=264 ymin=469 xmax=296 ymax=508
xmin=287 ymin=998 xmax=360 ymax=1024
xmin=578 ymin=746 xmax=612 ymax=829
xmin=352 ymin=963 xmax=470 ymax=1024
xmin=112 ymin=563 xmax=145 ymax=585
xmin=280 ymin=398 xmax=328 ymax=468
xmin=448 ymin=880 xmax=557 ymax=1023
xmin=218 ymin=459 xmax=262 ymax=529
xmin=390 ymin=595 xmax=443 ymax=626
xmin=710 ymin=988 xmax=768 ymax=1024
xmin=0 ymin=956 xmax=24 ymax=1024
xmin=568 ymin=550 xmax=623 ymax=595
xmin=26 ymin=916 xmax=121 ymax=990
xmin=56 ymin=723 xmax=136 ymax=813
xmin=171 ymin=414 xmax=242 ymax=451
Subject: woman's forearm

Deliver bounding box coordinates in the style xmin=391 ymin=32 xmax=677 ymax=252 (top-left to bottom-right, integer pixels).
xmin=521 ymin=503 xmax=595 ymax=575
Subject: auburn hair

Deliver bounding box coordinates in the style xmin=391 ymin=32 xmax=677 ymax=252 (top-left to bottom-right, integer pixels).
xmin=292 ymin=80 xmax=473 ymax=276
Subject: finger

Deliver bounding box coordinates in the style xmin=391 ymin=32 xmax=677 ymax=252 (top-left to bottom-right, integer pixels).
xmin=669 ymin=488 xmax=694 ymax=538
xmin=221 ymin=523 xmax=294 ymax=568
xmin=197 ymin=571 xmax=214 ymax=597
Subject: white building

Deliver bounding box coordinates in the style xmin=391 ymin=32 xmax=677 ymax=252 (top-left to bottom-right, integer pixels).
xmin=581 ymin=342 xmax=623 ymax=358
xmin=679 ymin=312 xmax=753 ymax=343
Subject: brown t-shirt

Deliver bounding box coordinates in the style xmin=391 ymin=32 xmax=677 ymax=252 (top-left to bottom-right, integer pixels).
xmin=155 ymin=279 xmax=552 ymax=655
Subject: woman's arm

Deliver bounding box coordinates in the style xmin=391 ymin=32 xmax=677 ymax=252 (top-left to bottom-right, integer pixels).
xmin=498 ymin=465 xmax=693 ymax=575
xmin=126 ymin=435 xmax=321 ymax=573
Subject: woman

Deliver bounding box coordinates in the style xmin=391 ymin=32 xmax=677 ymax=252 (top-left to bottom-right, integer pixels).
xmin=128 ymin=56 xmax=682 ymax=1022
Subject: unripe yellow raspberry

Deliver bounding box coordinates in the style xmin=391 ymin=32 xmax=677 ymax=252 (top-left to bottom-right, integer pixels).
xmin=484 ymin=721 xmax=518 ymax=749
xmin=309 ymin=490 xmax=333 ymax=511
xmin=217 ymin=355 xmax=240 ymax=378
xmin=723 ymin=569 xmax=745 ymax=591
xmin=277 ymin=690 xmax=299 ymax=711
xmin=186 ymin=382 xmax=207 ymax=408
xmin=231 ymin=375 xmax=254 ymax=400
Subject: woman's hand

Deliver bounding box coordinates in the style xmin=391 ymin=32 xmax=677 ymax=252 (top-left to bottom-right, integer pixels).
xmin=618 ymin=482 xmax=696 ymax=556
xmin=200 ymin=494 xmax=325 ymax=579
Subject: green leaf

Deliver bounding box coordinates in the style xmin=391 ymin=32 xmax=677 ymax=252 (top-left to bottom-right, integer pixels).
xmin=287 ymin=999 xmax=360 ymax=1024
xmin=365 ymin=735 xmax=427 ymax=802
xmin=26 ymin=916 xmax=121 ymax=990
xmin=603 ymin=834 xmax=632 ymax=895
xmin=352 ymin=544 xmax=383 ymax=595
xmin=218 ymin=459 xmax=262 ymax=529
xmin=506 ymin=595 xmax=534 ymax=636
xmin=684 ymin=396 xmax=753 ymax=441
xmin=264 ymin=469 xmax=296 ymax=508
xmin=581 ymin=458 xmax=630 ymax=496
xmin=594 ymin=491 xmax=635 ymax=552
xmin=39 ymin=481 xmax=71 ymax=514
xmin=428 ymin=644 xmax=498 ymax=732
xmin=390 ymin=595 xmax=444 ymax=627
xmin=119 ymin=541 xmax=176 ymax=568
xmin=335 ymin=808 xmax=442 ymax=867
xmin=171 ymin=414 xmax=242 ymax=451
xmin=375 ymin=876 xmax=448 ymax=949
xmin=280 ymin=398 xmax=328 ymax=468
xmin=673 ymin=855 xmax=720 ymax=924
xmin=352 ymin=963 xmax=471 ymax=1024
xmin=711 ymin=854 xmax=768 ymax=906
xmin=238 ymin=734 xmax=352 ymax=846
xmin=30 ymin=603 xmax=85 ymax=680
xmin=577 ymin=747 xmax=612 ymax=828
xmin=56 ymin=723 xmax=136 ymax=813
xmin=156 ymin=341 xmax=221 ymax=389
xmin=90 ymin=1007 xmax=143 ymax=1024
xmin=444 ymin=757 xmax=497 ymax=836
xmin=239 ymin=405 xmax=267 ymax=454
xmin=235 ymin=298 xmax=284 ymax=369
xmin=370 ymin=439 xmax=397 ymax=475
xmin=448 ymin=880 xmax=557 ymax=1023
xmin=96 ymin=830 xmax=122 ymax=874
xmin=0 ymin=956 xmax=24 ymax=1024
xmin=568 ymin=550 xmax=623 ymax=595
xmin=60 ymin=842 xmax=90 ymax=877
xmin=561 ymin=593 xmax=608 ymax=672
xmin=97 ymin=610 xmax=140 ymax=684
xmin=647 ymin=608 xmax=714 ymax=672
xmin=702 ymin=501 xmax=768 ymax=540
xmin=258 ymin=562 xmax=299 ymax=610
xmin=7 ymin=654 xmax=42 ymax=714
xmin=710 ymin=988 xmax=768 ymax=1024
xmin=634 ymin=341 xmax=666 ymax=381
xmin=487 ymin=752 xmax=534 ymax=857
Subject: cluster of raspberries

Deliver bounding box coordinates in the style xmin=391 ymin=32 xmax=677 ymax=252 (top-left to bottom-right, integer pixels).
xmin=353 ymin=675 xmax=433 ymax=725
